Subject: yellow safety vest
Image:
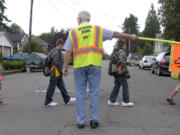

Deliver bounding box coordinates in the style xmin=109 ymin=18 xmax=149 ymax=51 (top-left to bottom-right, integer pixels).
xmin=69 ymin=23 xmax=103 ymax=68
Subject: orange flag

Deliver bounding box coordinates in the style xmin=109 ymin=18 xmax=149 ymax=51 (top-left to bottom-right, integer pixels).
xmin=170 ymin=44 xmax=180 ymax=73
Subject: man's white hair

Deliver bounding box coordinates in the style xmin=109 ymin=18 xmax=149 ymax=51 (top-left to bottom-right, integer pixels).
xmin=78 ymin=11 xmax=91 ymax=22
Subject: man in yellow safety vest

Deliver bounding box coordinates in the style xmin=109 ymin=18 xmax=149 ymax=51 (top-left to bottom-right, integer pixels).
xmin=63 ymin=11 xmax=137 ymax=129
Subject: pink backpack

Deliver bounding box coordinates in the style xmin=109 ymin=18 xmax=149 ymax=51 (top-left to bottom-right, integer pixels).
xmin=0 ymin=74 xmax=2 ymax=81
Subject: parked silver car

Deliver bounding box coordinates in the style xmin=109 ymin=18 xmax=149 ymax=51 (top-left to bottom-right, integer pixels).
xmin=127 ymin=53 xmax=143 ymax=66
xmin=139 ymin=55 xmax=156 ymax=69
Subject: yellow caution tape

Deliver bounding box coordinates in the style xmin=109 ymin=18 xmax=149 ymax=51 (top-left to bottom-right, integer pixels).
xmin=139 ymin=37 xmax=180 ymax=44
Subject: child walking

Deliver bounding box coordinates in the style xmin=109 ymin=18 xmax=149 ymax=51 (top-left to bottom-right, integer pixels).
xmin=0 ymin=73 xmax=5 ymax=105
xmin=108 ymin=40 xmax=134 ymax=107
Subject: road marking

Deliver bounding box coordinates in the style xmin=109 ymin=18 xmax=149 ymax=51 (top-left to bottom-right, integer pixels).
xmin=35 ymin=89 xmax=73 ymax=93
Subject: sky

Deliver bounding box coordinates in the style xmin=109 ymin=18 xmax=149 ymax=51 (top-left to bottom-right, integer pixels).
xmin=5 ymin=0 xmax=159 ymax=54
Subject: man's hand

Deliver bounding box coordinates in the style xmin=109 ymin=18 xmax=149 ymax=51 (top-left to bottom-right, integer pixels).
xmin=63 ymin=51 xmax=72 ymax=76
xmin=130 ymin=34 xmax=138 ymax=40
xmin=62 ymin=67 xmax=68 ymax=76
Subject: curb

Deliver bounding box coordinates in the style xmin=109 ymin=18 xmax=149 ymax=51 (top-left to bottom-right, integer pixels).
xmin=1 ymin=69 xmax=25 ymax=75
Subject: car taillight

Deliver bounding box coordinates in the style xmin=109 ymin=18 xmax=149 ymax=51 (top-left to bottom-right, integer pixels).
xmin=161 ymin=59 xmax=165 ymax=66
xmin=144 ymin=60 xmax=147 ymax=63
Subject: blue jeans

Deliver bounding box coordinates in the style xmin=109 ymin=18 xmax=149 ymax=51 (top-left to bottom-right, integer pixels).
xmin=110 ymin=75 xmax=129 ymax=103
xmin=74 ymin=65 xmax=101 ymax=125
xmin=44 ymin=76 xmax=70 ymax=105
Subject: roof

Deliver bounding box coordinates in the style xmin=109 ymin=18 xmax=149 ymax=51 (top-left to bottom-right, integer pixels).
xmin=0 ymin=32 xmax=13 ymax=47
xmin=7 ymin=33 xmax=24 ymax=42
xmin=31 ymin=35 xmax=49 ymax=50
xmin=32 ymin=35 xmax=48 ymax=46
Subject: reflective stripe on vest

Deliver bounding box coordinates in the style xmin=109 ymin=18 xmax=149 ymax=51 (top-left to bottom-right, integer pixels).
xmin=71 ymin=26 xmax=102 ymax=56
xmin=73 ymin=47 xmax=103 ymax=57
xmin=71 ymin=30 xmax=79 ymax=50
xmin=94 ymin=26 xmax=101 ymax=48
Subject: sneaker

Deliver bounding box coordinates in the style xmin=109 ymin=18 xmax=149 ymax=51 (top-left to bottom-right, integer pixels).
xmin=167 ymin=98 xmax=176 ymax=105
xmin=121 ymin=101 xmax=134 ymax=107
xmin=108 ymin=100 xmax=120 ymax=106
xmin=45 ymin=101 xmax=58 ymax=107
xmin=67 ymin=98 xmax=76 ymax=104
xmin=0 ymin=101 xmax=6 ymax=105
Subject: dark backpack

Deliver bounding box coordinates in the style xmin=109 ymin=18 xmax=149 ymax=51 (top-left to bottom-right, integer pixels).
xmin=43 ymin=55 xmax=51 ymax=77
xmin=108 ymin=55 xmax=118 ymax=76
xmin=108 ymin=51 xmax=129 ymax=78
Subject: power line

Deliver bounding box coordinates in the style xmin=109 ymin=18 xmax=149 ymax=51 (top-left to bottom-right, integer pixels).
xmin=48 ymin=0 xmax=64 ymax=15
xmin=45 ymin=0 xmax=69 ymax=23
xmin=46 ymin=0 xmax=122 ymax=28
xmin=53 ymin=0 xmax=79 ymax=12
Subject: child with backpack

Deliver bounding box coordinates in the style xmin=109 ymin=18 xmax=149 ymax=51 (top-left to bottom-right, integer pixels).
xmin=108 ymin=40 xmax=134 ymax=107
xmin=0 ymin=73 xmax=5 ymax=105
xmin=44 ymin=39 xmax=76 ymax=107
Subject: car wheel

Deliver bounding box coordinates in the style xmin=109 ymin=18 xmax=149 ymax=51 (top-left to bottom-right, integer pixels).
xmin=139 ymin=65 xmax=141 ymax=69
xmin=151 ymin=67 xmax=155 ymax=74
xmin=26 ymin=66 xmax=31 ymax=73
xmin=157 ymin=67 xmax=162 ymax=76
xmin=142 ymin=65 xmax=144 ymax=69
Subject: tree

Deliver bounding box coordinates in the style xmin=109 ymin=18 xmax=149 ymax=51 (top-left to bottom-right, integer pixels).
xmin=0 ymin=0 xmax=10 ymax=31
xmin=158 ymin=0 xmax=180 ymax=41
xmin=8 ymin=23 xmax=25 ymax=34
xmin=39 ymin=33 xmax=52 ymax=43
xmin=122 ymin=14 xmax=139 ymax=35
xmin=122 ymin=14 xmax=139 ymax=54
xmin=23 ymin=40 xmax=43 ymax=53
xmin=143 ymin=4 xmax=161 ymax=38
xmin=136 ymin=46 xmax=143 ymax=55
xmin=39 ymin=28 xmax=69 ymax=51
xmin=135 ymin=42 xmax=153 ymax=55
xmin=48 ymin=29 xmax=69 ymax=50
xmin=143 ymin=42 xmax=154 ymax=55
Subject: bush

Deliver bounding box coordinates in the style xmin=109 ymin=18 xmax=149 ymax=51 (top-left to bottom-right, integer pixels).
xmin=2 ymin=60 xmax=24 ymax=70
xmin=23 ymin=40 xmax=43 ymax=53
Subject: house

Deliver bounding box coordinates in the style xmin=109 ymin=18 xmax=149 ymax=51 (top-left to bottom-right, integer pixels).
xmin=154 ymin=34 xmax=170 ymax=54
xmin=0 ymin=32 xmax=49 ymax=56
xmin=7 ymin=33 xmax=28 ymax=52
xmin=0 ymin=32 xmax=13 ymax=56
xmin=0 ymin=32 xmax=28 ymax=54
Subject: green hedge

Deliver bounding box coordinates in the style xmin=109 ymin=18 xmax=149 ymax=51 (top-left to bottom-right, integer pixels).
xmin=2 ymin=60 xmax=24 ymax=70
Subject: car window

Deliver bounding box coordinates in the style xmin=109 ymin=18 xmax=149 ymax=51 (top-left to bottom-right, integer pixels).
xmin=164 ymin=53 xmax=170 ymax=62
xmin=156 ymin=53 xmax=164 ymax=61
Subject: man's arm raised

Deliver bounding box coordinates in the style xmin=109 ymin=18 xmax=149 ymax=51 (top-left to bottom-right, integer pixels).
xmin=113 ymin=31 xmax=138 ymax=40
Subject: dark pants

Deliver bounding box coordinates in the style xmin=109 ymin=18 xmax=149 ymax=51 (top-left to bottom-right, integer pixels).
xmin=109 ymin=75 xmax=129 ymax=103
xmin=44 ymin=76 xmax=70 ymax=105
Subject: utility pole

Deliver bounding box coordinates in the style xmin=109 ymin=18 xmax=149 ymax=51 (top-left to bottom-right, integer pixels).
xmin=128 ymin=27 xmax=131 ymax=54
xmin=28 ymin=0 xmax=34 ymax=54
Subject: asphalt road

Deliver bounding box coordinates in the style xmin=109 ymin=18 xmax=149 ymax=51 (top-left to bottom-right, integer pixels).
xmin=0 ymin=60 xmax=180 ymax=135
